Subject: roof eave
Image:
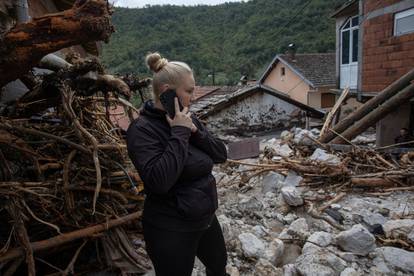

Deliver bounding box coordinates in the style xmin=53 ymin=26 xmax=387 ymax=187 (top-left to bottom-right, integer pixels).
xmin=330 ymin=0 xmax=358 ymax=18
xmin=258 ymin=54 xmax=281 ymax=83
xmin=277 ymin=56 xmax=315 ymax=88
xmin=259 ymin=55 xmax=315 ymax=88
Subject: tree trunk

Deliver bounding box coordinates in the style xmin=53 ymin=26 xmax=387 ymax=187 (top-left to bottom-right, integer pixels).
xmin=331 ymin=83 xmax=414 ymax=144
xmin=0 ymin=211 xmax=142 ymax=263
xmin=319 ymin=68 xmax=414 ymax=143
xmin=0 ymin=0 xmax=114 ymax=88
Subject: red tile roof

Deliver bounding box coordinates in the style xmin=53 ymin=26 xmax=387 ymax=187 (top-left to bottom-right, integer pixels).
xmin=193 ymin=86 xmax=221 ymax=101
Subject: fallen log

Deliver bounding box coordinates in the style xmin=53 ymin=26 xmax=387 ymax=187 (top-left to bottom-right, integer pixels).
xmin=0 ymin=0 xmax=114 ymax=88
xmin=350 ymin=177 xmax=401 ymax=187
xmin=320 ymin=68 xmax=414 ymax=143
xmin=331 ymin=83 xmax=414 ymax=144
xmin=0 ymin=211 xmax=142 ymax=263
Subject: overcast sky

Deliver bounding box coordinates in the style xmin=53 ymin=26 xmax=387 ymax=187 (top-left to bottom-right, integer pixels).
xmin=113 ymin=0 xmax=244 ymax=8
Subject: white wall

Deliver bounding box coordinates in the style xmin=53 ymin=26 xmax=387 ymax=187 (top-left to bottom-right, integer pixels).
xmin=205 ymin=92 xmax=304 ymax=135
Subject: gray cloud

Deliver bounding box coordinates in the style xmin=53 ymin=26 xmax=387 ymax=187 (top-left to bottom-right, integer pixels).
xmin=113 ymin=0 xmax=243 ymax=8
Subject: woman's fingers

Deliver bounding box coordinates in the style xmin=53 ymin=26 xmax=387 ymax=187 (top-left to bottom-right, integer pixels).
xmin=182 ymin=106 xmax=189 ymax=114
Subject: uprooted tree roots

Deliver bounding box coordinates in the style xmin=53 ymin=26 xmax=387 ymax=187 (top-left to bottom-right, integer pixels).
xmin=0 ymin=59 xmax=151 ymax=275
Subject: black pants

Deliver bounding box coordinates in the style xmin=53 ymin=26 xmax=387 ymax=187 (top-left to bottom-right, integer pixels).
xmin=143 ymin=215 xmax=227 ymax=276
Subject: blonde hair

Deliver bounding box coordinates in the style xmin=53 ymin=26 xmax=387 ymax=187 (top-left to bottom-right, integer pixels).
xmin=145 ymin=52 xmax=193 ymax=99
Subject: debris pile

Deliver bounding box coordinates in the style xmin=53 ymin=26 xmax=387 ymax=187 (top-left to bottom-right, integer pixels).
xmin=192 ymin=128 xmax=414 ymax=276
xmin=0 ymin=58 xmax=151 ymax=275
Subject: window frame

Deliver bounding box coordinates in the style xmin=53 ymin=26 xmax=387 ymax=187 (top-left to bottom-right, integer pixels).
xmin=340 ymin=15 xmax=359 ymax=65
xmin=394 ymin=7 xmax=414 ymax=36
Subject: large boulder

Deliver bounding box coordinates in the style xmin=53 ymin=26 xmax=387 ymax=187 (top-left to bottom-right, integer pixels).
xmin=283 ymin=170 xmax=303 ymax=187
xmin=310 ymin=148 xmax=341 ymax=165
xmin=261 ymin=171 xmax=285 ymax=194
xmin=279 ymin=218 xmax=310 ymax=241
xmin=335 ymin=224 xmax=376 ymax=256
xmin=372 ymin=247 xmax=414 ymax=275
xmin=383 ymin=219 xmax=414 ymax=240
xmin=238 ymin=232 xmax=265 ymax=258
xmin=263 ymin=238 xmax=284 ymax=265
xmin=238 ymin=195 xmax=264 ymax=214
xmin=293 ymin=128 xmax=317 ymax=146
xmin=302 ymin=231 xmax=334 ymax=254
xmin=295 ymin=249 xmax=347 ymax=276
xmin=281 ymin=186 xmax=303 ymax=207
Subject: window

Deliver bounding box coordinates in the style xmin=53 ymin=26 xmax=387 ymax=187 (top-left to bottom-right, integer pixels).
xmin=395 ymin=8 xmax=414 ymax=36
xmin=281 ymin=67 xmax=286 ymax=77
xmin=341 ymin=15 xmax=359 ymax=65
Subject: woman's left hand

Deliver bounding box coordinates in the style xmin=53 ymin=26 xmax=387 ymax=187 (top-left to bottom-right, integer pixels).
xmin=191 ymin=123 xmax=198 ymax=133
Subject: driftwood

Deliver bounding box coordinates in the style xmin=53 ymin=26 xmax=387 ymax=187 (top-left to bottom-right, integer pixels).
xmin=0 ymin=0 xmax=114 ymax=87
xmin=319 ymin=68 xmax=414 ymax=143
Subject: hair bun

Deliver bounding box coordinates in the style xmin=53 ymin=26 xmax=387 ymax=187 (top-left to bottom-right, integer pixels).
xmin=146 ymin=52 xmax=168 ymax=73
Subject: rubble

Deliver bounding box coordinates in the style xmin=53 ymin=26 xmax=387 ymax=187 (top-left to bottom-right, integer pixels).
xmin=202 ymin=129 xmax=414 ymax=275
xmin=372 ymin=247 xmax=414 ymax=274
xmin=335 ymin=224 xmax=376 ymax=256
xmin=238 ymin=232 xmax=265 ymax=258
xmin=262 ymin=238 xmax=284 ymax=265
xmin=261 ymin=171 xmax=285 ymax=194
xmin=383 ymin=219 xmax=414 ymax=240
xmin=310 ymin=148 xmax=341 ymax=165
xmin=281 ymin=186 xmax=304 ymax=206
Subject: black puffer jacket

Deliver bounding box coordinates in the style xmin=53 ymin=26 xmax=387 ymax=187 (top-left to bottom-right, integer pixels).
xmin=126 ymin=100 xmax=227 ymax=232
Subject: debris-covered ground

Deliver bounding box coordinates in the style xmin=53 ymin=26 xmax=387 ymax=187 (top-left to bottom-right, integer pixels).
xmin=190 ymin=128 xmax=414 ymax=276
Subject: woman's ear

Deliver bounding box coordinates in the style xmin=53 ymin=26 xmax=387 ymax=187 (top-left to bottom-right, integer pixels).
xmin=160 ymin=84 xmax=169 ymax=94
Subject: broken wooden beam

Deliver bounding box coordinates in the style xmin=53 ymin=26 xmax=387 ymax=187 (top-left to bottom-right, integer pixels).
xmin=319 ymin=68 xmax=414 ymax=143
xmin=331 ymin=83 xmax=414 ymax=144
xmin=319 ymin=87 xmax=350 ymax=139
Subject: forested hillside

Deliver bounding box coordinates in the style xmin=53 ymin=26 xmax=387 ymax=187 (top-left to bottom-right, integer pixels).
xmin=102 ymin=0 xmax=346 ymax=85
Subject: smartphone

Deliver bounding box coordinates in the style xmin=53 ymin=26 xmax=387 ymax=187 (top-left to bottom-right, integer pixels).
xmin=159 ymin=89 xmax=183 ymax=118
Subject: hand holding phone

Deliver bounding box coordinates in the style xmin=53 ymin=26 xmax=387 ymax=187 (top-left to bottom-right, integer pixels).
xmin=159 ymin=89 xmax=183 ymax=118
xmin=160 ymin=89 xmax=197 ymax=132
xmin=164 ymin=97 xmax=193 ymax=130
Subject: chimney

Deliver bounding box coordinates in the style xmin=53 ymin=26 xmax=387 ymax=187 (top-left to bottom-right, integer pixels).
xmin=287 ymin=43 xmax=297 ymax=62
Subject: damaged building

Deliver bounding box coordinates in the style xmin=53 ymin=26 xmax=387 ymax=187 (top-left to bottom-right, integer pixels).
xmin=191 ymin=84 xmax=324 ymax=136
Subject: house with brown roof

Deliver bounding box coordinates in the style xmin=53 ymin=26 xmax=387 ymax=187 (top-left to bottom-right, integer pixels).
xmin=190 ymin=84 xmax=324 ymax=136
xmin=259 ymin=52 xmax=340 ymax=111
xmin=331 ymin=0 xmax=414 ymax=146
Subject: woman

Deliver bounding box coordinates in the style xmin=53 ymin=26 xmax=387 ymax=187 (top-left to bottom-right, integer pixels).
xmin=126 ymin=52 xmax=228 ymax=276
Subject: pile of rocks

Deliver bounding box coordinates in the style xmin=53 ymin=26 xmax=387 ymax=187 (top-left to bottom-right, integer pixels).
xmin=191 ymin=130 xmax=414 ymax=276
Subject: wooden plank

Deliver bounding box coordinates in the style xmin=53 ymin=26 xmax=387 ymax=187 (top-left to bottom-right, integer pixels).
xmin=320 ymin=87 xmax=350 ymax=139
xmin=331 ymin=83 xmax=414 ymax=144
xmin=320 ymin=68 xmax=414 ymax=143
